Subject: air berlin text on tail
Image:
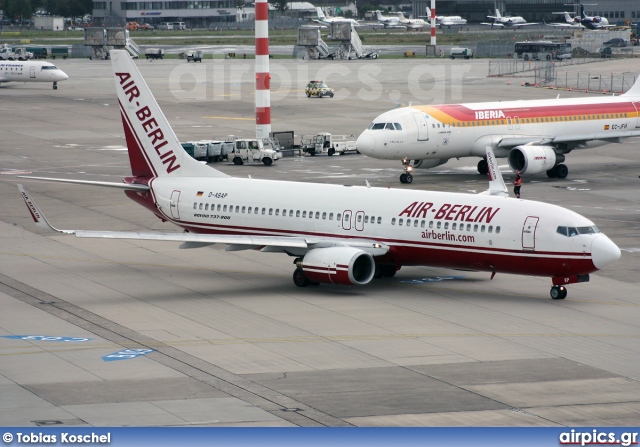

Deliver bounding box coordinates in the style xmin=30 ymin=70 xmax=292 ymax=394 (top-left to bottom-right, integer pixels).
xmin=116 ymin=72 xmax=180 ymax=174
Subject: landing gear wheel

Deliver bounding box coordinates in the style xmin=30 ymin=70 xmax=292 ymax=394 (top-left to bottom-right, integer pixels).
xmin=477 ymin=159 xmax=488 ymax=175
xmin=405 ymin=174 xmax=413 ymax=184
xmin=233 ymin=157 xmax=243 ymax=165
xmin=53 ymin=82 xmax=58 ymax=90
xmin=546 ymin=168 xmax=557 ymax=178
xmin=550 ymin=285 xmax=567 ymax=300
xmin=400 ymin=173 xmax=408 ymax=183
xmin=293 ymin=269 xmax=310 ymax=287
xmin=554 ymin=164 xmax=568 ymax=179
xmin=262 ymin=157 xmax=272 ymax=166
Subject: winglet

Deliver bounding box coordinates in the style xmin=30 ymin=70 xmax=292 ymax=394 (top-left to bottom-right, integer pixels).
xmin=480 ymin=147 xmax=509 ymax=197
xmin=18 ymin=184 xmax=74 ymax=234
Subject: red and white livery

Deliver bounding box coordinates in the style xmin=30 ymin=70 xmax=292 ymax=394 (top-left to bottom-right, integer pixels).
xmin=19 ymin=51 xmax=621 ymax=300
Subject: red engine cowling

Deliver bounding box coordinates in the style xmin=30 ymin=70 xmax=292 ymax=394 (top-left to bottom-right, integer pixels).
xmin=300 ymin=247 xmax=375 ymax=285
xmin=508 ymin=145 xmax=557 ymax=174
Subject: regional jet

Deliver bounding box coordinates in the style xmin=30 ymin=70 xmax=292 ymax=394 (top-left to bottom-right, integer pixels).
xmin=0 ymin=60 xmax=69 ymax=89
xmin=18 ymin=50 xmax=621 ymax=300
xmin=312 ymin=7 xmax=360 ymax=27
xmin=356 ymin=75 xmax=640 ymax=182
xmin=545 ymin=12 xmax=585 ymax=28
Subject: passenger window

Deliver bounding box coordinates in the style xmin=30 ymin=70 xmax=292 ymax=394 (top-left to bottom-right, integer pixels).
xmin=235 ymin=206 xmax=239 ymax=213
xmin=436 ymin=221 xmax=441 ymax=229
xmin=399 ymin=218 xmax=404 ymax=226
xmin=315 ymin=212 xmax=320 ymax=219
xmin=364 ymin=216 xmax=369 ymax=223
xmin=205 ymin=204 xmax=209 ymax=211
xmin=199 ymin=203 xmax=203 ymax=210
xmin=242 ymin=206 xmax=246 ymax=213
xmin=452 ymin=223 xmax=457 ymax=230
xmin=481 ymin=225 xmax=485 ymax=233
xmin=289 ymin=210 xmax=293 ymax=217
xmin=275 ymin=209 xmax=279 ymax=216
xmin=337 ymin=213 xmax=341 ymax=221
xmin=421 ymin=220 xmax=425 ymax=228
xmin=429 ymin=221 xmax=433 ymax=229
xmin=414 ymin=220 xmax=418 ymax=227
xmin=218 ymin=204 xmax=221 ymax=211
xmin=193 ymin=202 xmax=197 ymax=209
xmin=223 ymin=205 xmax=227 ymax=212
xmin=444 ymin=222 xmax=449 ymax=229
xmin=392 ymin=218 xmax=396 ymax=225
xmin=323 ymin=212 xmax=327 ymax=220
xmin=261 ymin=207 xmax=266 ymax=215
xmin=474 ymin=224 xmax=478 ymax=232
xmin=296 ymin=210 xmax=300 ymax=217
xmin=488 ymin=226 xmax=493 ymax=233
xmin=303 ymin=211 xmax=307 ymax=218
xmin=377 ymin=217 xmax=382 ymax=224
xmin=467 ymin=224 xmax=471 ymax=231
xmin=406 ymin=219 xmax=410 ymax=226
xmin=496 ymin=226 xmax=500 ymax=234
xmin=254 ymin=207 xmax=258 ymax=214
xmin=329 ymin=213 xmax=334 ymax=220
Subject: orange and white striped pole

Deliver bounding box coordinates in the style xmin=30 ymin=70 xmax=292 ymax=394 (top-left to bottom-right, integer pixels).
xmin=255 ymin=0 xmax=271 ymax=139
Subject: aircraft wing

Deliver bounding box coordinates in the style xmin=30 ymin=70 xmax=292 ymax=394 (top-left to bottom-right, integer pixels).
xmin=480 ymin=22 xmax=504 ymax=27
xmin=497 ymin=130 xmax=640 ymax=149
xmin=18 ymin=184 xmax=389 ymax=257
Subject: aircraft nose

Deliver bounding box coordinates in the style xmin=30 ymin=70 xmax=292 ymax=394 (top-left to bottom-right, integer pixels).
xmin=591 ymin=234 xmax=621 ymax=269
xmin=356 ymin=132 xmax=376 ymax=155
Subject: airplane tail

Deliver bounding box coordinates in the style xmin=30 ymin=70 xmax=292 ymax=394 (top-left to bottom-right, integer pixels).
xmin=481 ymin=147 xmax=509 ymax=197
xmin=375 ymin=10 xmax=383 ymax=20
xmin=495 ymin=8 xmax=502 ymax=18
xmin=316 ymin=7 xmax=326 ymax=19
xmin=563 ymin=12 xmax=573 ymax=23
xmin=426 ymin=7 xmax=431 ymax=17
xmin=623 ymin=75 xmax=640 ymax=97
xmin=110 ymin=52 xmax=226 ymax=180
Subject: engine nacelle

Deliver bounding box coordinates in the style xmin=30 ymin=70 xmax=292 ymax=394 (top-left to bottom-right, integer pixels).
xmin=412 ymin=159 xmax=448 ymax=170
xmin=508 ymin=145 xmax=557 ymax=174
xmin=300 ymin=247 xmax=375 ymax=285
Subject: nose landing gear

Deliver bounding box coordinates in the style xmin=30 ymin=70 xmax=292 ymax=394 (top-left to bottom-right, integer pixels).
xmin=550 ymin=285 xmax=567 ymax=300
xmin=53 ymin=82 xmax=58 ymax=90
xmin=399 ymin=158 xmax=413 ymax=184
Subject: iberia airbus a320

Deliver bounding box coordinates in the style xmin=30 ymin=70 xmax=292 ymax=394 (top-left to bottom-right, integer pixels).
xmin=19 ymin=51 xmax=620 ymax=299
xmin=356 ymin=74 xmax=640 ymax=183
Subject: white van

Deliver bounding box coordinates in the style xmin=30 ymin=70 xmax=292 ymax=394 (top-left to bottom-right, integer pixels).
xmin=173 ymin=22 xmax=186 ymax=30
xmin=158 ymin=22 xmax=174 ymax=30
xmin=450 ymin=47 xmax=474 ymax=60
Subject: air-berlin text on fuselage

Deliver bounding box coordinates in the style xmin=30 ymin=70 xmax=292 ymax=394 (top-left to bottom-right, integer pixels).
xmin=115 ymin=72 xmax=180 ymax=174
xmin=399 ymin=201 xmax=500 ymax=223
xmin=475 ymin=110 xmax=506 ymax=120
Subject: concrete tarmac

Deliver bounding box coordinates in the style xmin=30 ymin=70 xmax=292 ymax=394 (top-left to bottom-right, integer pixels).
xmin=1 ymin=57 xmax=640 ymax=427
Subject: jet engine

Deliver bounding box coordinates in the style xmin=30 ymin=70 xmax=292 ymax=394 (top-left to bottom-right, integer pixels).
xmin=508 ymin=145 xmax=558 ymax=174
xmin=298 ymin=247 xmax=375 ymax=285
xmin=412 ymin=159 xmax=449 ymax=169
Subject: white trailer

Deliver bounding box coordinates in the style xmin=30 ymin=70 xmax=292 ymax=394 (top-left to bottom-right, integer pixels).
xmin=230 ymin=139 xmax=282 ymax=166
xmin=34 ymin=16 xmax=65 ymax=31
xmin=300 ymin=132 xmax=358 ymax=156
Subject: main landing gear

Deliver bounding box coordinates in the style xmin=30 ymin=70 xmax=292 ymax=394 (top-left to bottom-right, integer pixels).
xmin=546 ymin=164 xmax=569 ymax=179
xmin=399 ymin=158 xmax=413 ymax=184
xmin=550 ymin=285 xmax=567 ymax=300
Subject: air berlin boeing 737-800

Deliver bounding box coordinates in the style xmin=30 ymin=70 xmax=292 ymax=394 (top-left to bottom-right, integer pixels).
xmin=19 ymin=51 xmax=620 ymax=299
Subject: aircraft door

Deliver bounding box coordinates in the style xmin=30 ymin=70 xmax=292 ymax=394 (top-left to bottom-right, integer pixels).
xmin=170 ymin=190 xmax=181 ymax=220
xmin=411 ymin=113 xmax=429 ymax=141
xmin=633 ymin=102 xmax=640 ymax=128
xmin=342 ymin=210 xmax=352 ymax=230
xmin=30 ymin=66 xmax=35 ymax=78
xmin=522 ymin=216 xmax=539 ymax=250
xmin=355 ymin=211 xmax=365 ymax=231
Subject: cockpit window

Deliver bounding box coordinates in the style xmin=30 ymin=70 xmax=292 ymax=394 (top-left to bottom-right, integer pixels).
xmin=557 ymin=225 xmax=600 ymax=237
xmin=393 ymin=123 xmax=402 ymax=130
xmin=385 ymin=123 xmax=394 ymax=130
xmin=369 ymin=123 xmax=386 ymax=130
xmin=41 ymin=66 xmax=58 ymax=70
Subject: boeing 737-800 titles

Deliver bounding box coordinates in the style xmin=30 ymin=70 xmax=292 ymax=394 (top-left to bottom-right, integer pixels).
xmin=19 ymin=51 xmax=621 ymax=300
xmin=0 ymin=60 xmax=68 ymax=89
xmin=356 ymin=76 xmax=640 ymax=183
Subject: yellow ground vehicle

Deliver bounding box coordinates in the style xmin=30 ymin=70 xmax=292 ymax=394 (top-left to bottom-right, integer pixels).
xmin=305 ymin=80 xmax=334 ymax=98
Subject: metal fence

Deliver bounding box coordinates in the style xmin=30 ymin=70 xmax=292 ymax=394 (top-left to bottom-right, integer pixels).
xmin=534 ymin=70 xmax=638 ymax=93
xmin=488 ymin=57 xmax=601 ymax=77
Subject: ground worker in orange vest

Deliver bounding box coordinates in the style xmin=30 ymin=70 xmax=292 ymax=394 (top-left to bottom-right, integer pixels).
xmin=513 ymin=171 xmax=522 ymax=198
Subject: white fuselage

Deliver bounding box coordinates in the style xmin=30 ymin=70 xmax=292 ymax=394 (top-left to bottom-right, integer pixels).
xmin=0 ymin=60 xmax=68 ymax=85
xmin=435 ymin=16 xmax=467 ymax=25
xmin=356 ymin=94 xmax=640 ymax=161
xmin=142 ymin=175 xmax=617 ymax=279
